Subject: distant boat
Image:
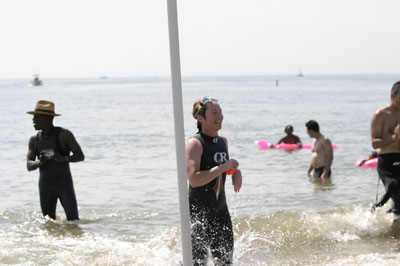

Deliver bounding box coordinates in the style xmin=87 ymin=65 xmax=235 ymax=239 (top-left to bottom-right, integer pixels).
xmin=296 ymin=66 xmax=304 ymax=77
xmin=31 ymin=74 xmax=42 ymax=86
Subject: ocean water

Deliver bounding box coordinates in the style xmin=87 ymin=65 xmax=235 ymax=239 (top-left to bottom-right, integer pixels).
xmin=1 ymin=74 xmax=400 ymax=265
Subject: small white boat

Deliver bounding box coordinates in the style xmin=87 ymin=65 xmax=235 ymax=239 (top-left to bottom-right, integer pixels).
xmin=31 ymin=74 xmax=42 ymax=86
xmin=296 ymin=66 xmax=304 ymax=77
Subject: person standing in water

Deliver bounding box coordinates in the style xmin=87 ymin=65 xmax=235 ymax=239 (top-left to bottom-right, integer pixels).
xmin=371 ymin=81 xmax=400 ymax=215
xmin=276 ymin=124 xmax=302 ymax=146
xmin=305 ymin=120 xmax=334 ymax=178
xmin=26 ymin=100 xmax=84 ymax=221
xmin=186 ymin=97 xmax=243 ymax=265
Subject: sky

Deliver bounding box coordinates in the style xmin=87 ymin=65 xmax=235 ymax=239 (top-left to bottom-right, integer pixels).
xmin=1 ymin=0 xmax=399 ymax=78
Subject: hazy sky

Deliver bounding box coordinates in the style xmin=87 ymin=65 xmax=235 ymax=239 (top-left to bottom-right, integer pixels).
xmin=1 ymin=0 xmax=399 ymax=78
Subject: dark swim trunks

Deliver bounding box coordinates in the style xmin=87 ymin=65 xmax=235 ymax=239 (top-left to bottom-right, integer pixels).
xmin=313 ymin=166 xmax=331 ymax=178
xmin=375 ymin=153 xmax=400 ymax=212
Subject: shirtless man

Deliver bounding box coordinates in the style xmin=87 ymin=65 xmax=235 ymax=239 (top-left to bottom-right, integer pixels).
xmin=26 ymin=100 xmax=84 ymax=221
xmin=371 ymin=81 xmax=400 ymax=214
xmin=305 ymin=120 xmax=334 ymax=178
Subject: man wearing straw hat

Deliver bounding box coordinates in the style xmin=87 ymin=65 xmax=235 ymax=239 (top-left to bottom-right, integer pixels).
xmin=26 ymin=100 xmax=84 ymax=221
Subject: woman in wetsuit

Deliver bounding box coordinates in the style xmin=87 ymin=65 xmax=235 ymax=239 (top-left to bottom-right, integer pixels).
xmin=186 ymin=97 xmax=243 ymax=265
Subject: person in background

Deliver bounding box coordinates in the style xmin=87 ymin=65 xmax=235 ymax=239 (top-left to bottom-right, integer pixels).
xmin=186 ymin=96 xmax=242 ymax=265
xmin=357 ymin=151 xmax=378 ymax=167
xmin=371 ymin=81 xmax=400 ymax=216
xmin=305 ymin=120 xmax=334 ymax=179
xmin=276 ymin=124 xmax=302 ymax=146
xmin=26 ymin=100 xmax=84 ymax=221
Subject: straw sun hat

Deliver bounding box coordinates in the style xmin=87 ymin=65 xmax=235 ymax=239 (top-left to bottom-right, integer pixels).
xmin=27 ymin=100 xmax=61 ymax=116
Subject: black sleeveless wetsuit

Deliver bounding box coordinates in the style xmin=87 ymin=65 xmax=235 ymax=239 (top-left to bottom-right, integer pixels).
xmin=35 ymin=127 xmax=79 ymax=220
xmin=375 ymin=153 xmax=400 ymax=213
xmin=189 ymin=132 xmax=233 ymax=265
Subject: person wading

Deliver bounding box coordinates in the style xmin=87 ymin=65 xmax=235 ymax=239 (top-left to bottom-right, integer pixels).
xmin=26 ymin=100 xmax=84 ymax=221
xmin=186 ymin=97 xmax=243 ymax=265
xmin=371 ymin=81 xmax=400 ymax=218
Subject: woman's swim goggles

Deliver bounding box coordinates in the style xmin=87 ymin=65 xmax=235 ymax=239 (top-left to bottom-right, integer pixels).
xmin=193 ymin=96 xmax=218 ymax=118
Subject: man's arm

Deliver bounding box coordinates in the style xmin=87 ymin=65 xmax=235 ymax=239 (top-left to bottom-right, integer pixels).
xmin=321 ymin=138 xmax=333 ymax=178
xmin=307 ymin=163 xmax=313 ymax=177
xmin=307 ymin=141 xmax=315 ymax=176
xmin=26 ymin=135 xmax=48 ymax=171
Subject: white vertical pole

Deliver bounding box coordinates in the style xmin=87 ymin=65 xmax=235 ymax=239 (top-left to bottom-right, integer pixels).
xmin=166 ymin=0 xmax=193 ymax=265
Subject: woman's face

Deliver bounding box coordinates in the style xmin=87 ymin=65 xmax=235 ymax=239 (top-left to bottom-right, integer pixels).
xmin=202 ymin=101 xmax=223 ymax=131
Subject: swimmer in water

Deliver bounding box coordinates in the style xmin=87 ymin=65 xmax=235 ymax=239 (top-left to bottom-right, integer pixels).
xmin=276 ymin=124 xmax=302 ymax=146
xmin=357 ymin=151 xmax=378 ymax=167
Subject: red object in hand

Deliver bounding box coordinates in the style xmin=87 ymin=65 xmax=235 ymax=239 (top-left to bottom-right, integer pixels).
xmin=226 ymin=169 xmax=235 ymax=175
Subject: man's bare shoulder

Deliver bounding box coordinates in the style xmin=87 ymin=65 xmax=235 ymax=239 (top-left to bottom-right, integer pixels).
xmin=28 ymin=134 xmax=38 ymax=146
xmin=57 ymin=128 xmax=79 ymax=148
xmin=374 ymin=105 xmax=392 ymax=117
xmin=58 ymin=127 xmax=71 ymax=134
xmin=323 ymin=135 xmax=332 ymax=144
xmin=58 ymin=128 xmax=74 ymax=139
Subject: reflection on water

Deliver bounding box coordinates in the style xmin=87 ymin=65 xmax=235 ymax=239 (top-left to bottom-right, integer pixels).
xmin=41 ymin=219 xmax=84 ymax=237
xmin=309 ymin=176 xmax=336 ymax=191
xmin=388 ymin=221 xmax=400 ymax=238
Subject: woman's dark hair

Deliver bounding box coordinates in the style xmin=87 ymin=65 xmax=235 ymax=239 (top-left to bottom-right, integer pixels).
xmin=192 ymin=99 xmax=204 ymax=133
xmin=284 ymin=125 xmax=293 ymax=133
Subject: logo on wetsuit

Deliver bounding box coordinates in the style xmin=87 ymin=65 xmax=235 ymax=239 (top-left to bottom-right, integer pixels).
xmin=214 ymin=152 xmax=228 ymax=163
xmin=213 ymin=152 xmax=228 ymax=200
